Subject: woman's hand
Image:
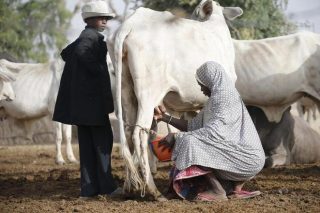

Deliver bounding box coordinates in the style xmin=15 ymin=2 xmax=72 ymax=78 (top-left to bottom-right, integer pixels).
xmin=158 ymin=133 xmax=176 ymax=151
xmin=153 ymin=105 xmax=167 ymax=121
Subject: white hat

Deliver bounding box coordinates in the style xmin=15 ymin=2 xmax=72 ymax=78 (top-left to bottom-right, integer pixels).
xmin=81 ymin=1 xmax=116 ymax=20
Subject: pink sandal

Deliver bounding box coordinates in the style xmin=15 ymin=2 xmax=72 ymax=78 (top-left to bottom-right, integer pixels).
xmin=228 ymin=190 xmax=261 ymax=199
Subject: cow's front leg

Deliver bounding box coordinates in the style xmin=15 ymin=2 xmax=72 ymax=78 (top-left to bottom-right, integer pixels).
xmin=264 ymin=143 xmax=291 ymax=168
xmin=54 ymin=122 xmax=65 ymax=165
xmin=62 ymin=124 xmax=78 ymax=163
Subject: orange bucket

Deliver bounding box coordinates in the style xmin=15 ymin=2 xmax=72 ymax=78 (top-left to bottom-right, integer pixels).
xmin=150 ymin=136 xmax=172 ymax=162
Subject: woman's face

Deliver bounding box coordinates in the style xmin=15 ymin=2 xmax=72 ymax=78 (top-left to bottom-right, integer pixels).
xmin=198 ymin=81 xmax=211 ymax=97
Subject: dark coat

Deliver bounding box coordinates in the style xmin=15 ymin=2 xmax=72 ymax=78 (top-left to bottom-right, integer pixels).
xmin=53 ymin=27 xmax=114 ymax=126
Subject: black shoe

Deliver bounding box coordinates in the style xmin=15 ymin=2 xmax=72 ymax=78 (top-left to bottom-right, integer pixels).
xmin=108 ymin=187 xmax=123 ymax=198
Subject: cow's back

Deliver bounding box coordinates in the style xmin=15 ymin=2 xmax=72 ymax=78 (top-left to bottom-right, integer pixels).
xmin=234 ymin=32 xmax=320 ymax=80
xmin=118 ymin=7 xmax=237 ymax=111
xmin=234 ymin=32 xmax=320 ymax=122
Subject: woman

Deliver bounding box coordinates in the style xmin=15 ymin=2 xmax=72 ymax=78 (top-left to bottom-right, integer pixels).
xmin=154 ymin=61 xmax=265 ymax=201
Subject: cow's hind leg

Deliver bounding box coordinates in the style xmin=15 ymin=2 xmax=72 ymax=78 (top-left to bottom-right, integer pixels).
xmin=132 ymin=105 xmax=166 ymax=201
xmin=264 ymin=143 xmax=291 ymax=168
xmin=264 ymin=153 xmax=288 ymax=168
xmin=62 ymin=124 xmax=78 ymax=163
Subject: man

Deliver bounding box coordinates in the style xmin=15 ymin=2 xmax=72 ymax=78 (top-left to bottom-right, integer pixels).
xmin=53 ymin=1 xmax=121 ymax=198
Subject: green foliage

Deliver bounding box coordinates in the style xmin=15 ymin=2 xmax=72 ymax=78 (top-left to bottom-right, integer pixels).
xmin=143 ymin=0 xmax=199 ymax=13
xmin=221 ymin=0 xmax=295 ymax=39
xmin=142 ymin=0 xmax=296 ymax=39
xmin=0 ymin=0 xmax=71 ymax=62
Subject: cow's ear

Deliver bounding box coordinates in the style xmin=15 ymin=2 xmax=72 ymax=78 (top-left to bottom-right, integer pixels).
xmin=202 ymin=0 xmax=213 ymax=17
xmin=223 ymin=7 xmax=243 ymax=20
xmin=196 ymin=0 xmax=214 ymax=21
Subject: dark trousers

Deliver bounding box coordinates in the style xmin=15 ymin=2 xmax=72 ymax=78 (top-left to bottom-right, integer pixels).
xmin=77 ymin=119 xmax=117 ymax=197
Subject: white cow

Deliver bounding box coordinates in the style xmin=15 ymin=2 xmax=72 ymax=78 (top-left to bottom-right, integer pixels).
xmin=0 ymin=63 xmax=15 ymax=101
xmin=0 ymin=59 xmax=77 ymax=165
xmin=110 ymin=0 xmax=243 ymax=199
xmin=230 ymin=32 xmax=320 ymax=166
xmin=233 ymin=31 xmax=320 ymax=122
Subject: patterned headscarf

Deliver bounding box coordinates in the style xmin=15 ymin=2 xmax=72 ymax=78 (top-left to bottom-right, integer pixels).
xmin=196 ymin=61 xmax=225 ymax=92
xmin=195 ymin=61 xmax=238 ymax=116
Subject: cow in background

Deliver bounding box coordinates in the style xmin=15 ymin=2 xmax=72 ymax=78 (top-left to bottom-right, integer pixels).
xmin=110 ymin=0 xmax=243 ymax=199
xmin=233 ymin=33 xmax=320 ymax=167
xmin=247 ymin=106 xmax=320 ymax=167
xmin=233 ymin=32 xmax=320 ymax=122
xmin=0 ymin=59 xmax=77 ymax=165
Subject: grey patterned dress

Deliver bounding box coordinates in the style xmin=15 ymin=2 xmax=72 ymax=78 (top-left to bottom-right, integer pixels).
xmin=172 ymin=61 xmax=265 ymax=181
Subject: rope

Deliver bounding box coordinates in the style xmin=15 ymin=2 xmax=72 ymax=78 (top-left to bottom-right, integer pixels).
xmin=141 ymin=183 xmax=146 ymax=197
xmin=123 ymin=122 xmax=156 ymax=196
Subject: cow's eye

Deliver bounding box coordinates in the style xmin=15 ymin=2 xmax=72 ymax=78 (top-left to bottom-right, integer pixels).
xmin=216 ymin=2 xmax=220 ymax=6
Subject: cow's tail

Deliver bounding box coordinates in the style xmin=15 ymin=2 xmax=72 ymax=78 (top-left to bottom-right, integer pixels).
xmin=114 ymin=24 xmax=143 ymax=191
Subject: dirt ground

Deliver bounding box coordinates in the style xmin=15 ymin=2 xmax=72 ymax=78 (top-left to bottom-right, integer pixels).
xmin=0 ymin=144 xmax=319 ymax=213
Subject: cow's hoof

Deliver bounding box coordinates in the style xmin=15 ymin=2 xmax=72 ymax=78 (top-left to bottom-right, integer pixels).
xmin=156 ymin=195 xmax=168 ymax=202
xmin=56 ymin=159 xmax=65 ymax=165
xmin=68 ymin=158 xmax=79 ymax=164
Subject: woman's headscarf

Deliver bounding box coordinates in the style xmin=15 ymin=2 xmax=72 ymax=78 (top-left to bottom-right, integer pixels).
xmin=196 ymin=61 xmax=226 ymax=93
xmin=195 ymin=61 xmax=239 ymax=117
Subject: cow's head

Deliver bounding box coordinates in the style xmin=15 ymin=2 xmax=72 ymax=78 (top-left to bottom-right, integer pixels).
xmin=0 ymin=66 xmax=15 ymax=101
xmin=192 ymin=0 xmax=243 ymax=21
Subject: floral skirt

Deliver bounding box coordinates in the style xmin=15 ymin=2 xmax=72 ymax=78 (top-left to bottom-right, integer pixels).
xmin=170 ymin=165 xmax=212 ymax=200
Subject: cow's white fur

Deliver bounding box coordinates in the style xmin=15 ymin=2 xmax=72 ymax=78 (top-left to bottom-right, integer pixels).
xmin=110 ymin=0 xmax=242 ymax=199
xmin=233 ymin=32 xmax=320 ymax=122
xmin=0 ymin=59 xmax=77 ymax=165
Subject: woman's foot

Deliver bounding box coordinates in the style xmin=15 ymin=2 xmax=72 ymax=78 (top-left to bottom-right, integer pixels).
xmin=233 ymin=181 xmax=245 ymax=192
xmin=194 ymin=190 xmax=228 ymax=202
xmin=227 ymin=190 xmax=261 ymax=199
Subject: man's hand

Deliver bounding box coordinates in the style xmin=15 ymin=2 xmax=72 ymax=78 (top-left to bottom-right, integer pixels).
xmin=158 ymin=133 xmax=176 ymax=151
xmin=153 ymin=105 xmax=167 ymax=121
